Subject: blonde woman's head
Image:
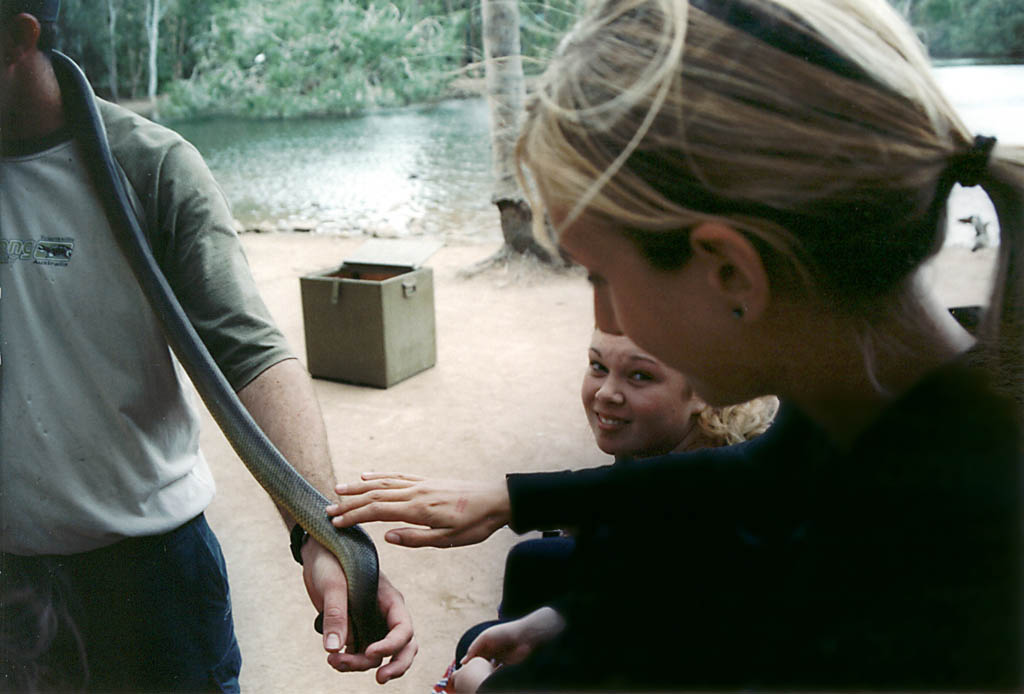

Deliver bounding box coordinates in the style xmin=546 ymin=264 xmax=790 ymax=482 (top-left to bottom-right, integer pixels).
xmin=519 ymin=0 xmax=1023 ymax=396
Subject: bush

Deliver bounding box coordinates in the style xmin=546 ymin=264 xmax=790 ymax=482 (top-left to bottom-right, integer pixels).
xmin=163 ymin=0 xmax=464 ymax=119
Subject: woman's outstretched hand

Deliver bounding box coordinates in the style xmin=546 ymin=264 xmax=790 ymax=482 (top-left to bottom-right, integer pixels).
xmin=326 ymin=473 xmax=511 ymax=548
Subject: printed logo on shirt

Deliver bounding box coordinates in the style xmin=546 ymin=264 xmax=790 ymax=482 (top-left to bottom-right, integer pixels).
xmin=0 ymin=238 xmax=75 ymax=266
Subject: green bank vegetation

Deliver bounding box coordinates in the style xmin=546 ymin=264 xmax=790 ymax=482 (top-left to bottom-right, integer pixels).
xmin=55 ymin=0 xmax=1022 ymax=121
xmin=57 ymin=0 xmax=582 ymax=119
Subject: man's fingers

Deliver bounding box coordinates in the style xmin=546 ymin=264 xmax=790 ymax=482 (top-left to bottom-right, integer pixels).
xmin=374 ymin=638 xmax=418 ymax=684
xmin=360 ymin=572 xmax=417 ymax=682
xmin=327 ymin=651 xmax=383 ymax=673
xmin=363 ymin=621 xmax=414 ymax=660
xmin=319 ymin=587 xmax=349 ymax=653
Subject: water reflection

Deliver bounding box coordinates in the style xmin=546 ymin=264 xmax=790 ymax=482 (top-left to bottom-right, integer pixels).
xmin=174 ymin=98 xmax=497 ymax=240
xmin=174 ymin=64 xmax=1023 ymax=247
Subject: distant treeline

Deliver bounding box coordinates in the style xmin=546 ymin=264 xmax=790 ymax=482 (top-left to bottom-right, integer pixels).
xmin=54 ymin=0 xmax=1022 ymax=120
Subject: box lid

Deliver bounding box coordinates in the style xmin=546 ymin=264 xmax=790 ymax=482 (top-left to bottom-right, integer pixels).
xmin=345 ymin=238 xmax=443 ymax=269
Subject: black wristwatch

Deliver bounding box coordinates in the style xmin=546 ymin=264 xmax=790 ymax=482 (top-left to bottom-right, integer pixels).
xmin=290 ymin=523 xmax=310 ymax=565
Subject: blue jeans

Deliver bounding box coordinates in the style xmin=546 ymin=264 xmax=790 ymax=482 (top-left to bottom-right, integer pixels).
xmin=1 ymin=514 xmax=241 ymax=692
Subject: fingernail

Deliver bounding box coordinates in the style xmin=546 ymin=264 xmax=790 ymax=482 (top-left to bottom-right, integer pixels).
xmin=326 ymin=633 xmax=341 ymax=650
xmin=335 ymin=484 xmax=347 ymax=494
xmin=325 ymin=504 xmax=337 ymax=513
xmin=385 ymin=531 xmax=402 ymax=545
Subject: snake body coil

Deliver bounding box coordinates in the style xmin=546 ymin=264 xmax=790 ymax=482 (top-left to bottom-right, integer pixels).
xmin=53 ymin=52 xmax=389 ymax=653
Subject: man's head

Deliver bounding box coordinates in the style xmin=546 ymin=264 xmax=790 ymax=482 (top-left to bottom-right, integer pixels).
xmin=2 ymin=0 xmax=59 ymax=51
xmin=1 ymin=0 xmax=62 ymax=139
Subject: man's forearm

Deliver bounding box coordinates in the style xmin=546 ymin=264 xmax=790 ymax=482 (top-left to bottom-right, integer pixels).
xmin=237 ymin=357 xmax=337 ymax=526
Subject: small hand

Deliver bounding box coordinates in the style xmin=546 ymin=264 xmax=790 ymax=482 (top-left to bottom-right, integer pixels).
xmin=302 ymin=542 xmax=417 ymax=682
xmin=326 ymin=473 xmax=511 ymax=548
xmin=461 ymin=607 xmax=566 ymax=668
xmin=451 ymin=656 xmax=499 ymax=693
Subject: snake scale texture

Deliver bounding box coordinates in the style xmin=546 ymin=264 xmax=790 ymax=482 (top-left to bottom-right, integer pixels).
xmin=53 ymin=52 xmax=389 ymax=653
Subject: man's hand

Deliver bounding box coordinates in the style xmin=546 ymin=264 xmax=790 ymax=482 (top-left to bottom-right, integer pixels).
xmin=301 ymin=540 xmax=417 ymax=683
xmin=327 ymin=473 xmax=511 ymax=548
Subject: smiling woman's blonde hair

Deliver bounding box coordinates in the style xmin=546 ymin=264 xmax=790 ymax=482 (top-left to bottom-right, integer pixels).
xmin=517 ymin=0 xmax=1023 ymax=395
xmin=698 ymin=395 xmax=779 ymax=447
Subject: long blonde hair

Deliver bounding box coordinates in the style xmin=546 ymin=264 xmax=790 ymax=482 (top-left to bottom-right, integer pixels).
xmin=518 ymin=0 xmax=1023 ymax=394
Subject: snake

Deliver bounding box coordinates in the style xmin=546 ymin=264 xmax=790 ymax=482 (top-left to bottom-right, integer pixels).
xmin=52 ymin=51 xmax=390 ymax=653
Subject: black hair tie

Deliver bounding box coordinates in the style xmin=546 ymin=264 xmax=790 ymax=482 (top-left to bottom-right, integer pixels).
xmin=951 ymin=135 xmax=997 ymax=188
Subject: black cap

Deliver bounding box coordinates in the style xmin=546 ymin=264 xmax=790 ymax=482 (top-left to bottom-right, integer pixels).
xmin=3 ymin=0 xmax=60 ymax=22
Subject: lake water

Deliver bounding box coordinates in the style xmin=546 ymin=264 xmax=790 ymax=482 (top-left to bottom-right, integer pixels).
xmin=173 ymin=63 xmax=1023 ymax=247
xmin=174 ymin=98 xmax=497 ymax=241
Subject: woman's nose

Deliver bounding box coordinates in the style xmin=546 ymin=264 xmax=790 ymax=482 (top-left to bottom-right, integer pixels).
xmin=596 ymin=380 xmax=625 ymax=405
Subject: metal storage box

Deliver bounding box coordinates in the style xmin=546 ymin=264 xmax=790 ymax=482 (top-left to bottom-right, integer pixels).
xmin=300 ymin=239 xmax=442 ymax=388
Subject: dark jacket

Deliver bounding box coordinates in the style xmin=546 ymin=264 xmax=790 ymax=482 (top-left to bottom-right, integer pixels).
xmin=492 ymin=352 xmax=1021 ymax=691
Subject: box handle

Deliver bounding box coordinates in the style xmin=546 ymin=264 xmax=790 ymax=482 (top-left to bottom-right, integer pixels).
xmin=402 ymin=279 xmax=417 ymax=298
xmin=330 ymin=282 xmax=340 ymax=305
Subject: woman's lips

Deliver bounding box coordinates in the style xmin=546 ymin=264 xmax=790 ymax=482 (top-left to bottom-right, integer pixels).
xmin=594 ymin=412 xmax=628 ymax=430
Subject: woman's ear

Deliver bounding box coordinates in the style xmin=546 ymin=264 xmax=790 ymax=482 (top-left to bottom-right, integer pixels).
xmin=688 ymin=222 xmax=770 ymax=322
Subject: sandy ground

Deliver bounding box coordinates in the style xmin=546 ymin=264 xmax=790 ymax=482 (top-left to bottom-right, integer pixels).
xmin=200 ymin=231 xmax=998 ymax=694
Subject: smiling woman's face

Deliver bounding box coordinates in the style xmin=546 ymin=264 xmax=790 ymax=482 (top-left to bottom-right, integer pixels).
xmin=581 ymin=329 xmax=702 ymax=459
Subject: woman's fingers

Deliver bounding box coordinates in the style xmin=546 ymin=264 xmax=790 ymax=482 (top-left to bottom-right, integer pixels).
xmin=328 ymin=498 xmax=427 ymax=527
xmin=360 ymin=471 xmax=425 ymax=482
xmin=334 ymin=476 xmax=416 ymax=496
xmin=383 ymin=527 xmax=464 ymax=548
xmin=327 ymin=487 xmax=416 ymax=519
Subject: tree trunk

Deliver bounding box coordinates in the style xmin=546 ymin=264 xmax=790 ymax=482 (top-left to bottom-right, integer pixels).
xmin=106 ymin=0 xmax=119 ymax=101
xmin=146 ymin=0 xmax=159 ymax=103
xmin=481 ymin=0 xmax=552 ymax=261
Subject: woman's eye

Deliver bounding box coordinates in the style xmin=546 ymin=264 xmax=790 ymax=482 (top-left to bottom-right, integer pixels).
xmin=630 ymin=371 xmax=654 ymax=382
xmin=589 ymin=361 xmax=608 ymax=375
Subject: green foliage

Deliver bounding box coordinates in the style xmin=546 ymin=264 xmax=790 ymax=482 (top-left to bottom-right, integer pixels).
xmin=895 ymin=0 xmax=1024 ymax=59
xmin=56 ymin=0 xmax=585 ymax=119
xmin=161 ymin=0 xmax=463 ymax=118
xmin=519 ymin=0 xmax=584 ymax=74
xmin=53 ymin=0 xmax=1019 ymax=120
